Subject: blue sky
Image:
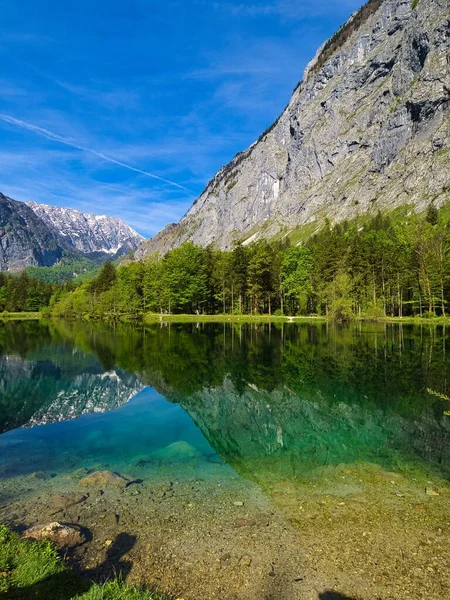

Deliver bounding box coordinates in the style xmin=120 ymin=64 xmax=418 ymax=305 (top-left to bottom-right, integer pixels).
xmin=0 ymin=0 xmax=363 ymax=237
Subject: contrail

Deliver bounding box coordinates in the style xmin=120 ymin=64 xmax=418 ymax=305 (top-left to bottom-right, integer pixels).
xmin=0 ymin=114 xmax=188 ymax=191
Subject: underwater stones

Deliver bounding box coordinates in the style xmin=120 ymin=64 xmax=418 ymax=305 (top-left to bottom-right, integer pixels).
xmin=101 ymin=512 xmax=119 ymax=527
xmin=68 ymin=467 xmax=90 ymax=479
xmin=49 ymin=492 xmax=87 ymax=511
xmin=23 ymin=521 xmax=86 ymax=548
xmin=239 ymin=555 xmax=252 ymax=567
xmin=79 ymin=470 xmax=135 ymax=488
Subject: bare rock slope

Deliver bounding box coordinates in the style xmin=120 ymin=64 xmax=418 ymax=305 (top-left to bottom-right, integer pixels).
xmin=137 ymin=0 xmax=450 ymax=255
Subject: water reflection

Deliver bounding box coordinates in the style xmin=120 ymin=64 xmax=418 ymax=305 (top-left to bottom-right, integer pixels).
xmin=0 ymin=320 xmax=449 ymax=484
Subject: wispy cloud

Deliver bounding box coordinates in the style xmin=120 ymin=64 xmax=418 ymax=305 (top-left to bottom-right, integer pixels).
xmin=186 ymin=64 xmax=278 ymax=80
xmin=0 ymin=114 xmax=189 ymax=191
xmin=54 ymin=79 xmax=142 ymax=112
xmin=214 ymin=0 xmax=362 ymax=20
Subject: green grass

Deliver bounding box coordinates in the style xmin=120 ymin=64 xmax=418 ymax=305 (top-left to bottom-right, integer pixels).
xmin=0 ymin=525 xmax=166 ymax=600
xmin=381 ymin=316 xmax=450 ymax=325
xmin=143 ymin=312 xmax=327 ymax=324
xmin=0 ymin=311 xmax=42 ymax=320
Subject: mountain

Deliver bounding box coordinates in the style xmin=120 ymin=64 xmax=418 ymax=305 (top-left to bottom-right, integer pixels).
xmin=0 ymin=192 xmax=144 ymax=270
xmin=26 ymin=201 xmax=144 ymax=256
xmin=136 ymin=0 xmax=450 ymax=257
xmin=0 ymin=193 xmax=66 ymax=270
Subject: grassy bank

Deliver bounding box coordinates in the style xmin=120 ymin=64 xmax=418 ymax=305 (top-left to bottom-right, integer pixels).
xmin=0 ymin=525 xmax=166 ymax=600
xmin=0 ymin=311 xmax=42 ymax=320
xmin=143 ymin=313 xmax=450 ymax=326
xmin=143 ymin=313 xmax=327 ymax=324
xmin=3 ymin=311 xmax=450 ymax=326
xmin=380 ymin=316 xmax=450 ymax=325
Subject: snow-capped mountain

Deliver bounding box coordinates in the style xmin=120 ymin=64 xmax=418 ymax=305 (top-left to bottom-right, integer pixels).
xmin=0 ymin=191 xmax=145 ymax=270
xmin=26 ymin=201 xmax=144 ymax=256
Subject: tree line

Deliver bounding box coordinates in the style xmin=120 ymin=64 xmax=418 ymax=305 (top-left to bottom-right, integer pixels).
xmin=50 ymin=204 xmax=450 ymax=321
xmin=0 ymin=271 xmax=66 ymax=313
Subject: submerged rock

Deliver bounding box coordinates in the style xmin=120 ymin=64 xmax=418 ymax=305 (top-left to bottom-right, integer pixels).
xmin=23 ymin=521 xmax=86 ymax=548
xmin=152 ymin=441 xmax=203 ymax=463
xmin=79 ymin=470 xmax=135 ymax=488
xmin=30 ymin=471 xmax=53 ymax=481
xmin=234 ymin=518 xmax=256 ymax=528
xmin=49 ymin=492 xmax=88 ymax=511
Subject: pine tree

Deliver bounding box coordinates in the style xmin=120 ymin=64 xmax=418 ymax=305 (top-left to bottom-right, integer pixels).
xmin=94 ymin=262 xmax=117 ymax=294
xmin=426 ymin=203 xmax=439 ymax=226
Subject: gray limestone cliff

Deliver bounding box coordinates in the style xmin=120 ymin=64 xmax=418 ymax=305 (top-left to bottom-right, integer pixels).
xmin=136 ymin=0 xmax=450 ymax=255
xmin=0 ymin=193 xmax=66 ymax=270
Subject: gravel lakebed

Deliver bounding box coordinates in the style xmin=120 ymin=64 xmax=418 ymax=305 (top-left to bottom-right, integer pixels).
xmin=1 ymin=459 xmax=449 ymax=600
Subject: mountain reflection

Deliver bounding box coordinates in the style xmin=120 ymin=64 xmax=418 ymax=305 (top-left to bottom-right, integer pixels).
xmin=1 ymin=319 xmax=450 ymax=479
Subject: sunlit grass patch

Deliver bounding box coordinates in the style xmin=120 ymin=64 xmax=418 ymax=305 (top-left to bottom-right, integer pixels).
xmin=0 ymin=525 xmax=166 ymax=600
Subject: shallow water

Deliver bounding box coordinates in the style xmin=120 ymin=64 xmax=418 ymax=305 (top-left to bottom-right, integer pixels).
xmin=1 ymin=320 xmax=449 ymax=599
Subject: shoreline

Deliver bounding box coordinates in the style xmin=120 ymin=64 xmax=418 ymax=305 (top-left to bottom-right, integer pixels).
xmin=0 ymin=311 xmax=42 ymax=320
xmin=3 ymin=311 xmax=450 ymax=326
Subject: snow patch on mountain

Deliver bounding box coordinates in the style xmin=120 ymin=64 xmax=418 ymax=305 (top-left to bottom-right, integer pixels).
xmin=26 ymin=201 xmax=144 ymax=257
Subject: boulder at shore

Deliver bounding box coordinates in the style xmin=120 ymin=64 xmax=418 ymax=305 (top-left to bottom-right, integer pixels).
xmin=22 ymin=522 xmax=86 ymax=548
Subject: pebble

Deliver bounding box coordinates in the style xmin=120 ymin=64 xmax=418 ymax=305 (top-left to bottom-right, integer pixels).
xmin=239 ymin=555 xmax=252 ymax=567
xmin=234 ymin=518 xmax=256 ymax=528
xmin=425 ymin=487 xmax=439 ymax=496
xmin=233 ymin=501 xmax=244 ymax=506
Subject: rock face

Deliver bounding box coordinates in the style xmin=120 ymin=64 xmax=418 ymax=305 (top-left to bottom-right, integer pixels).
xmin=136 ymin=0 xmax=450 ymax=255
xmin=26 ymin=201 xmax=144 ymax=257
xmin=0 ymin=193 xmax=66 ymax=270
xmin=0 ymin=192 xmax=144 ymax=270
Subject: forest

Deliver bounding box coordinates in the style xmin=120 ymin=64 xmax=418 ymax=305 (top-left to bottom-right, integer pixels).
xmin=0 ymin=271 xmax=62 ymax=313
xmin=44 ymin=204 xmax=450 ymax=321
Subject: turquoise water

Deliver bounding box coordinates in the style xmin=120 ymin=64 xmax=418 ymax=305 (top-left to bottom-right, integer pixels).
xmin=1 ymin=320 xmax=450 ymax=489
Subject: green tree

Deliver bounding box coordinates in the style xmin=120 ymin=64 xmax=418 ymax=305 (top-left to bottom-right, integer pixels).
xmin=92 ymin=262 xmax=117 ymax=293
xmin=281 ymin=246 xmax=313 ymax=315
xmin=426 ymin=202 xmax=439 ymax=226
xmin=161 ymin=243 xmax=207 ymax=313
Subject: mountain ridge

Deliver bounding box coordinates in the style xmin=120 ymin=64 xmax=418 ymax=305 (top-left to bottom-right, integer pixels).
xmin=26 ymin=200 xmax=144 ymax=256
xmin=0 ymin=192 xmax=144 ymax=270
xmin=136 ymin=0 xmax=450 ymax=257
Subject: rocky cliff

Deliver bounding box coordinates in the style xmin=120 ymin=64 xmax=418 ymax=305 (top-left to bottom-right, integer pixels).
xmin=0 ymin=192 xmax=144 ymax=270
xmin=0 ymin=193 xmax=66 ymax=270
xmin=136 ymin=0 xmax=450 ymax=255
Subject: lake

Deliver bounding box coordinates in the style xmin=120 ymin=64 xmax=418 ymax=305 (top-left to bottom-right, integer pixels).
xmin=0 ymin=320 xmax=449 ymax=600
